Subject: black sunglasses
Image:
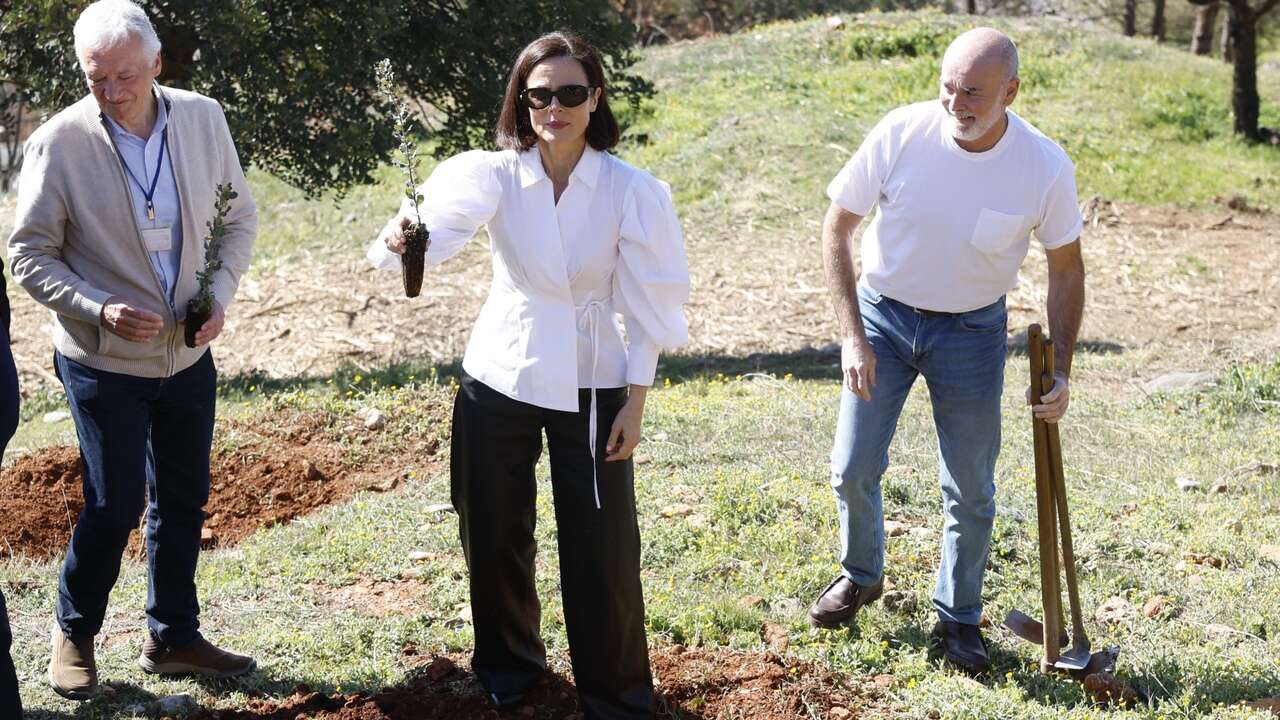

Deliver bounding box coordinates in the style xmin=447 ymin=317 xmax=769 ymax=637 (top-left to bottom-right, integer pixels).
xmin=519 ymin=85 xmax=593 ymax=110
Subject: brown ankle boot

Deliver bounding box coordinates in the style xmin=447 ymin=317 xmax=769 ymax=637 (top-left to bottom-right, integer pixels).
xmin=48 ymin=625 xmax=97 ymax=700
xmin=807 ymin=575 xmax=884 ymax=629
xmin=138 ymin=635 xmax=256 ymax=678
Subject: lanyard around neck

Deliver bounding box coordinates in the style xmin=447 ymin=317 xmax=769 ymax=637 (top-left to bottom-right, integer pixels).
xmin=118 ymin=128 xmax=168 ymax=222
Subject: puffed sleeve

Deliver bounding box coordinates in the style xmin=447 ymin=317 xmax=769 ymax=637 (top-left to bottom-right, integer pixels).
xmin=613 ymin=173 xmax=691 ymax=387
xmin=367 ymin=149 xmax=501 ymax=270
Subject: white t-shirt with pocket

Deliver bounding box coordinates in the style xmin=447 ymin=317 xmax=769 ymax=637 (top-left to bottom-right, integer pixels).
xmin=827 ymin=101 xmax=1083 ymax=313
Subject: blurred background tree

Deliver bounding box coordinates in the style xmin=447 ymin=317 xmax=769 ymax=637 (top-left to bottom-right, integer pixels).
xmin=0 ymin=0 xmax=649 ymax=196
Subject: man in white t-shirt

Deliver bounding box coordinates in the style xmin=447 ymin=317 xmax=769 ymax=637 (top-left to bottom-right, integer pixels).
xmin=806 ymin=27 xmax=1086 ymax=675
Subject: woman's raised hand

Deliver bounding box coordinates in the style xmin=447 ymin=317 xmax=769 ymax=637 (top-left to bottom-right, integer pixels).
xmin=378 ymin=213 xmax=413 ymax=254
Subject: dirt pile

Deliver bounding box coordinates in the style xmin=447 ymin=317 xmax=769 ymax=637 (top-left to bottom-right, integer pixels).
xmin=0 ymin=409 xmax=442 ymax=560
xmin=188 ymin=646 xmax=885 ymax=719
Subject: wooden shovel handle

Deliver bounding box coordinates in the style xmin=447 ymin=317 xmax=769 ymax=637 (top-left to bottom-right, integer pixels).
xmin=1043 ymin=339 xmax=1089 ymax=646
xmin=1028 ymin=325 xmax=1062 ymax=667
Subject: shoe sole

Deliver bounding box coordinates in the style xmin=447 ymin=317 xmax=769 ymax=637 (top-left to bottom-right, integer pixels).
xmin=138 ymin=655 xmax=257 ymax=679
xmin=807 ymin=586 xmax=884 ymax=629
xmin=47 ymin=665 xmax=96 ymax=701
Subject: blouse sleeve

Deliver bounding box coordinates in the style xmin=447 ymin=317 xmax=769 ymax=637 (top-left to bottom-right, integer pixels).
xmin=367 ymin=149 xmax=502 ymax=270
xmin=613 ymin=172 xmax=691 ymax=387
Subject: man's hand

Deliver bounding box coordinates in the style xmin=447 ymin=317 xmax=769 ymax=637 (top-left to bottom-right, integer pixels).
xmin=606 ymin=387 xmax=647 ymax=461
xmin=377 ymin=213 xmax=413 ymax=254
xmin=189 ymin=301 xmax=226 ymax=346
xmin=1029 ymin=371 xmax=1070 ymax=423
xmin=842 ymin=335 xmax=877 ymax=401
xmin=101 ymin=297 xmax=164 ymax=342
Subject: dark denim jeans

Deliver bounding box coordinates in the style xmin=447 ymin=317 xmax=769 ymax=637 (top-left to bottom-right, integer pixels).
xmin=1 ymin=319 xmax=22 ymax=717
xmin=829 ymin=283 xmax=1007 ymax=626
xmin=54 ymin=350 xmax=216 ymax=648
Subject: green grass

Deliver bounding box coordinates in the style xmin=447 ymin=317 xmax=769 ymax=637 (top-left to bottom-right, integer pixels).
xmin=5 ymin=352 xmax=1280 ymax=718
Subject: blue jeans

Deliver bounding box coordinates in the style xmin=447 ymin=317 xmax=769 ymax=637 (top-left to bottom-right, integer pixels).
xmin=54 ymin=351 xmax=216 ymax=648
xmin=830 ymin=283 xmax=1007 ymax=625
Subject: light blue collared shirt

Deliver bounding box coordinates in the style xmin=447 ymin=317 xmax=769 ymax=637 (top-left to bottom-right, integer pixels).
xmin=104 ymin=93 xmax=183 ymax=303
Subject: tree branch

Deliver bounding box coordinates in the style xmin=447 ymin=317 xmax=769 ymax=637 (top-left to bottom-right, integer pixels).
xmin=1257 ymin=0 xmax=1278 ymax=16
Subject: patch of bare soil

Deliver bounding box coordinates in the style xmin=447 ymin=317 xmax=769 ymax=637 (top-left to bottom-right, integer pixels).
xmin=188 ymin=646 xmax=888 ymax=719
xmin=308 ymin=577 xmax=434 ymax=618
xmin=0 ymin=407 xmax=444 ymax=560
xmin=5 ymin=201 xmax=1277 ymax=396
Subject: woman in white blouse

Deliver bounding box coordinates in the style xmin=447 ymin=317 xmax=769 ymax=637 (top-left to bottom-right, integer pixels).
xmin=371 ymin=31 xmax=689 ymax=719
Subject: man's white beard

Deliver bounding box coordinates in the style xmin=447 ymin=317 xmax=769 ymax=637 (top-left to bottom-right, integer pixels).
xmin=947 ymin=111 xmax=1000 ymax=142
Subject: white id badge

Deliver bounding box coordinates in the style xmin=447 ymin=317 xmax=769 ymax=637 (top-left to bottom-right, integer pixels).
xmin=141 ymin=226 xmax=172 ymax=253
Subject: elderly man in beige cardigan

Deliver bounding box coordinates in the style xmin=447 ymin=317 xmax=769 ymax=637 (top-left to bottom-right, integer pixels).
xmin=7 ymin=0 xmax=256 ymax=700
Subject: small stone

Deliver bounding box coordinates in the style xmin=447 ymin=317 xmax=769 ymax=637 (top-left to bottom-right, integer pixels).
xmin=1209 ymin=481 xmax=1230 ymax=495
xmin=42 ymin=410 xmax=71 ymax=424
xmin=651 ymin=431 xmax=669 ymax=441
xmin=408 ymin=551 xmax=434 ymax=562
xmin=156 ymin=694 xmax=196 ymax=713
xmin=1095 ymin=597 xmax=1135 ymax=625
xmin=762 ymin=622 xmax=789 ymax=652
xmin=1142 ymin=371 xmax=1217 ymax=394
xmin=1142 ymin=595 xmax=1170 ymax=619
xmin=302 ymin=459 xmax=321 ymax=481
xmin=425 ymin=503 xmax=455 ymax=514
xmin=199 ymin=528 xmax=215 ymax=546
xmin=826 ymin=15 xmax=845 ymax=30
xmin=909 ymin=526 xmax=934 ymax=539
xmin=828 ymin=708 xmax=851 ymax=719
xmin=1223 ymin=518 xmax=1244 ymax=534
xmin=1261 ymin=545 xmax=1280 ymax=565
xmin=884 ymin=520 xmax=910 ymax=537
xmin=633 ymin=453 xmax=652 ymax=465
xmin=687 ymin=513 xmax=707 ymax=528
xmin=1175 ymin=477 xmax=1200 ymax=492
xmin=359 ymin=408 xmax=387 ymax=431
xmin=740 ymin=595 xmax=765 ymax=609
xmin=882 ymin=577 xmax=897 ymax=591
xmin=660 ymin=503 xmax=693 ymax=518
xmin=881 ymin=590 xmax=917 ymax=614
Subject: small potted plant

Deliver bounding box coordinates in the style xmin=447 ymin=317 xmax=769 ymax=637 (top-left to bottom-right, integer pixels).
xmin=375 ymin=58 xmax=430 ymax=298
xmin=184 ymin=182 xmax=236 ymax=348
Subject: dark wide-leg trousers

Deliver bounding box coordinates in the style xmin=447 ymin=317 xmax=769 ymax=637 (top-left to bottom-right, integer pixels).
xmin=1 ymin=315 xmax=23 ymax=718
xmin=451 ymin=373 xmax=653 ymax=720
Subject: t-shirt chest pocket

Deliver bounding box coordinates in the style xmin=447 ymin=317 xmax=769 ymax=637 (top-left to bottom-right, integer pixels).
xmin=970 ymin=208 xmax=1029 ymax=254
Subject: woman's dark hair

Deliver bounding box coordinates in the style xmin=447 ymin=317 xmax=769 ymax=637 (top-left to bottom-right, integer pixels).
xmin=495 ymin=31 xmax=619 ymax=152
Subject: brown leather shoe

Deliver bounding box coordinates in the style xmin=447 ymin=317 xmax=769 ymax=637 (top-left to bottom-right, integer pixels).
xmin=48 ymin=625 xmax=97 ymax=700
xmin=138 ymin=635 xmax=256 ymax=678
xmin=807 ymin=575 xmax=884 ymax=629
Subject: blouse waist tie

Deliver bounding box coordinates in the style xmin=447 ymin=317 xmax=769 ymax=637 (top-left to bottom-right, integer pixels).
xmin=576 ymin=297 xmax=611 ymax=510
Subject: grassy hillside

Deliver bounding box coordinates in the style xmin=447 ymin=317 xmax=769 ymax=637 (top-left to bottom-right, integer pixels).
xmin=243 ymin=12 xmax=1279 ymax=266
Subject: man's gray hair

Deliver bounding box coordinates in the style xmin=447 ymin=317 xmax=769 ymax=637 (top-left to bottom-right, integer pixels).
xmin=74 ymin=0 xmax=162 ymax=61
xmin=1001 ymin=37 xmax=1020 ymax=82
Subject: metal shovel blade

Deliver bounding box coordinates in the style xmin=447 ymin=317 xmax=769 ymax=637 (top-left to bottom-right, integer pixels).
xmin=1003 ymin=609 xmax=1069 ymax=647
xmin=1053 ymin=643 xmax=1092 ymax=671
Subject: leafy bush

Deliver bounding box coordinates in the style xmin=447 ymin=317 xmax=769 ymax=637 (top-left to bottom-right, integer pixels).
xmin=1144 ymin=87 xmax=1231 ymax=141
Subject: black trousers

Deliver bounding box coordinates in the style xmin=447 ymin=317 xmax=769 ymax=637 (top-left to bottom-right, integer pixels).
xmin=1 ymin=311 xmax=23 ymax=718
xmin=451 ymin=374 xmax=653 ymax=720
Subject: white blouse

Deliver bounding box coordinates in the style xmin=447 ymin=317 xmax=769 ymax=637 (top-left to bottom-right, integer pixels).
xmin=368 ymin=147 xmax=689 ymax=496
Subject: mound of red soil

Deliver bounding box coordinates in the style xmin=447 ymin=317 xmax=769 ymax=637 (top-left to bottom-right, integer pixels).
xmin=0 ymin=411 xmax=440 ymax=560
xmin=188 ymin=646 xmax=884 ymax=720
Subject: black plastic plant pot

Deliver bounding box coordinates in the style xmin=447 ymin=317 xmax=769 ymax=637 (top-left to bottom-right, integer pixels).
xmin=402 ymin=223 xmax=430 ymax=298
xmin=184 ymin=298 xmax=211 ymax=349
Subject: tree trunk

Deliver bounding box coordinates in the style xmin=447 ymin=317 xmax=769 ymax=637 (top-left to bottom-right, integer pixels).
xmin=1227 ymin=1 xmax=1260 ymax=139
xmin=1124 ymin=0 xmax=1138 ymax=35
xmin=1152 ymin=0 xmax=1168 ymax=39
xmin=1191 ymin=2 xmax=1219 ymax=54
xmin=967 ymin=0 xmax=978 ymax=13
xmin=1221 ymin=3 xmax=1236 ymax=62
